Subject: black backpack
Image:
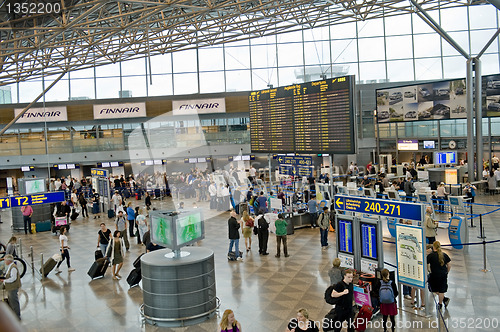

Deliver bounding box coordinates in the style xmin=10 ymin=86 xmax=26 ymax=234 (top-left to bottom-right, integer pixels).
xmin=258 ymin=216 xmax=268 ymax=230
xmin=324 ymin=285 xmax=340 ymax=305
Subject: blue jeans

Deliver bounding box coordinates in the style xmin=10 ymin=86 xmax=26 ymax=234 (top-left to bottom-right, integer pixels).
xmin=100 ymin=243 xmax=109 ymax=257
xmin=320 ymin=228 xmax=328 ymax=247
xmin=228 ymin=239 xmax=241 ymax=257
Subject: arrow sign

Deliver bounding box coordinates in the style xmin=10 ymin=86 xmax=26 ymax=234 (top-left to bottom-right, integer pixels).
xmin=335 ymin=197 xmax=344 ymax=209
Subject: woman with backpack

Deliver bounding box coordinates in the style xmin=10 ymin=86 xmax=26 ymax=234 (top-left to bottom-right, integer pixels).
xmin=379 ymin=268 xmax=398 ymax=332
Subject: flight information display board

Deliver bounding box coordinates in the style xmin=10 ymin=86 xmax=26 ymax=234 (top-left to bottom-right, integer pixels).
xmin=338 ymin=219 xmax=353 ymax=254
xmin=249 ymin=76 xmax=355 ymax=154
xmin=361 ymin=223 xmax=378 ymax=260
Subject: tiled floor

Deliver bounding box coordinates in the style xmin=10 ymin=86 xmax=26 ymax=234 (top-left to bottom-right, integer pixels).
xmin=2 ymin=192 xmax=500 ymax=331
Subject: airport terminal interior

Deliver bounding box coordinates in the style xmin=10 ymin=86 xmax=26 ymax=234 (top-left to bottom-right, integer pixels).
xmin=2 ymin=0 xmax=500 ymax=331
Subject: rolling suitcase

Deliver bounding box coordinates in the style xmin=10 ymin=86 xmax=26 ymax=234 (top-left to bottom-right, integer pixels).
xmin=354 ymin=305 xmax=373 ymax=331
xmin=133 ymin=253 xmax=144 ymax=269
xmin=108 ymin=209 xmax=115 ymax=219
xmin=40 ymin=257 xmax=57 ymax=277
xmin=70 ymin=211 xmax=79 ymax=221
xmin=87 ymin=258 xmax=109 ymax=280
xmin=126 ymin=268 xmax=142 ymax=287
xmin=95 ymin=249 xmax=104 ymax=261
xmin=36 ymin=221 xmax=52 ymax=232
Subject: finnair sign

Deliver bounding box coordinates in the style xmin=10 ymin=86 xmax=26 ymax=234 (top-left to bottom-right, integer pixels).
xmin=93 ymin=102 xmax=147 ymax=119
xmin=172 ymin=98 xmax=226 ymax=115
xmin=14 ymin=107 xmax=68 ymax=123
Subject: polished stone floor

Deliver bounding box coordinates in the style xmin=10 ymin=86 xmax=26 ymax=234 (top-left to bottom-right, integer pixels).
xmin=2 ymin=191 xmax=500 ymax=331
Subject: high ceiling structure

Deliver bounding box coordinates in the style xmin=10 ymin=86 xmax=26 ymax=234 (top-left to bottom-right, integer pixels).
xmin=0 ymin=0 xmax=481 ymax=86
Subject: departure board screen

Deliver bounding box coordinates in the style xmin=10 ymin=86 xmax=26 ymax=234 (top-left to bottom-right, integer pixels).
xmin=249 ymin=76 xmax=355 ymax=154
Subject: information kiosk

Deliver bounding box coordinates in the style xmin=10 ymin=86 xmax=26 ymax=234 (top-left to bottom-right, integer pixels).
xmin=141 ymin=210 xmax=216 ymax=327
xmin=448 ymin=196 xmax=469 ymax=252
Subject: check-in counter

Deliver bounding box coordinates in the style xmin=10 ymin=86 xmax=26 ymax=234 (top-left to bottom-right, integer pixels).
xmin=291 ymin=212 xmax=311 ymax=229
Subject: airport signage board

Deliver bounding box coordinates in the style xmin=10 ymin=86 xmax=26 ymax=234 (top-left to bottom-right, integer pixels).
xmin=172 ymin=98 xmax=226 ymax=115
xmin=395 ymin=224 xmax=426 ymax=288
xmin=14 ymin=106 xmax=68 ymax=123
xmin=91 ymin=168 xmax=109 ymax=178
xmin=333 ymin=195 xmax=422 ymax=221
xmin=93 ymin=102 xmax=146 ymax=119
xmin=0 ymin=191 xmax=65 ymax=208
xmin=276 ymin=155 xmax=313 ymax=166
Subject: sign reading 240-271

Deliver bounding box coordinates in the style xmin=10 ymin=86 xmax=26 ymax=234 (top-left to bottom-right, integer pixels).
xmin=334 ymin=195 xmax=422 ymax=221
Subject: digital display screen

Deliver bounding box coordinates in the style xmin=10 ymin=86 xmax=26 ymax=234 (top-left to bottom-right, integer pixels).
xmin=338 ymin=219 xmax=353 ymax=254
xmin=176 ymin=212 xmax=203 ymax=246
xmin=145 ymin=160 xmax=154 ymax=166
xmin=21 ymin=166 xmax=30 ymax=172
xmin=110 ymin=162 xmax=119 ymax=167
xmin=25 ymin=179 xmax=45 ymax=195
xmin=67 ymin=164 xmax=75 ymax=169
xmin=151 ymin=215 xmax=173 ymax=247
xmin=249 ymin=76 xmax=355 ymax=154
xmin=387 ymin=191 xmax=398 ymax=200
xmin=102 ymin=162 xmax=110 ymax=168
xmin=435 ymin=151 xmax=457 ymax=164
xmin=154 ymin=160 xmax=162 ymax=165
xmin=423 ymin=140 xmax=435 ymax=149
xmin=361 ymin=223 xmax=378 ymax=260
xmin=398 ymin=140 xmax=418 ymax=151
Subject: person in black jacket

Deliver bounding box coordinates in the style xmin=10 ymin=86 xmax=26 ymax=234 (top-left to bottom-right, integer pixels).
xmin=145 ymin=192 xmax=151 ymax=210
xmin=228 ymin=209 xmax=243 ymax=261
xmin=57 ymin=201 xmax=71 ymax=223
xmin=324 ymin=269 xmax=355 ymax=332
xmin=257 ymin=209 xmax=269 ymax=255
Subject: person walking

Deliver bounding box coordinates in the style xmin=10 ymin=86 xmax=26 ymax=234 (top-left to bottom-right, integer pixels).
xmin=78 ymin=192 xmax=88 ymax=218
xmin=21 ymin=205 xmax=33 ymax=234
xmin=106 ymin=230 xmax=125 ymax=280
xmin=241 ymin=210 xmax=254 ymax=251
xmin=275 ymin=213 xmax=289 ymax=258
xmin=219 ymin=309 xmax=242 ymax=332
xmin=256 ymin=210 xmax=269 ymax=255
xmin=115 ymin=210 xmax=129 ymax=251
xmin=317 ymin=206 xmax=330 ymax=250
xmin=136 ymin=208 xmax=148 ymax=245
xmin=424 ymin=206 xmax=438 ymax=244
xmin=324 ymin=269 xmax=355 ymax=332
xmin=97 ymin=223 xmax=112 ymax=256
xmin=428 ymin=241 xmax=451 ymax=310
xmin=2 ymin=254 xmax=21 ymax=319
xmin=145 ymin=191 xmax=152 ymax=210
xmin=228 ymin=209 xmax=243 ymax=261
xmin=55 ymin=226 xmax=75 ymax=273
xmin=378 ymin=268 xmax=398 ymax=332
xmin=126 ymin=202 xmax=136 ymax=238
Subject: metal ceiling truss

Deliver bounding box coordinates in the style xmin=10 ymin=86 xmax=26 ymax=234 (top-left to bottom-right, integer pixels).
xmin=0 ymin=0 xmax=476 ymax=86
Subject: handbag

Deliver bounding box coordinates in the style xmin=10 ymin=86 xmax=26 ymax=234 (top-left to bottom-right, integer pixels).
xmin=253 ymin=226 xmax=258 ymax=235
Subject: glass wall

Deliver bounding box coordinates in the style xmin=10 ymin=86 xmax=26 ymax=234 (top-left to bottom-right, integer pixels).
xmin=3 ymin=5 xmax=499 ymax=104
xmin=0 ymin=116 xmax=250 ymax=156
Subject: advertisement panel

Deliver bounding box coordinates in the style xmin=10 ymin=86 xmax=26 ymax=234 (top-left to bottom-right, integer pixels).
xmin=172 ymin=98 xmax=226 ymax=115
xmin=93 ymin=102 xmax=147 ymax=119
xmin=14 ymin=106 xmax=68 ymax=123
xmin=376 ymin=78 xmax=466 ymax=123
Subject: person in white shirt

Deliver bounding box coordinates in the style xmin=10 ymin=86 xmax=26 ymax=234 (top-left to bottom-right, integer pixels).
xmin=54 ymin=178 xmax=62 ymax=191
xmin=2 ymin=254 xmax=21 ymax=318
xmin=208 ymin=181 xmax=217 ymax=210
xmin=55 ymin=226 xmax=75 ymax=273
xmin=112 ymin=191 xmax=122 ymax=212
xmin=494 ymin=168 xmax=500 ymax=182
xmin=249 ymin=166 xmax=256 ymax=177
